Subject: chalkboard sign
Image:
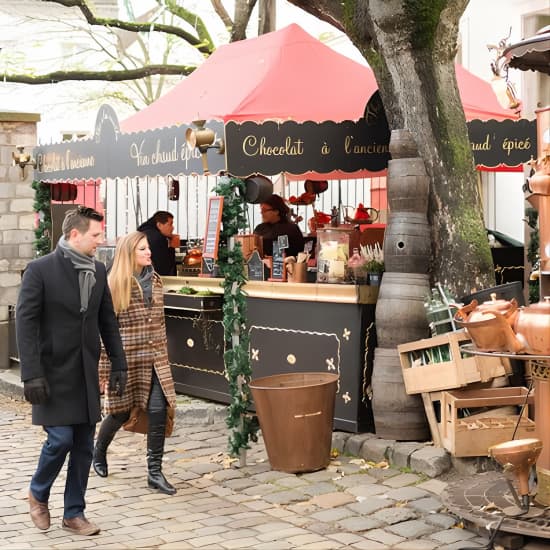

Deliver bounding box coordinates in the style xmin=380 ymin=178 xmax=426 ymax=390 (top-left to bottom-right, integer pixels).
xmin=247 ymin=250 xmax=265 ymax=281
xmin=201 ymin=256 xmax=215 ymax=276
xmin=269 ymin=241 xmax=286 ymax=281
xmin=202 ymin=196 xmax=224 ymax=259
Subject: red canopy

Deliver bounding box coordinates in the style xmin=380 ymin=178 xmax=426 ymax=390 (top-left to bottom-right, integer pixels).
xmin=122 ymin=24 xmax=516 ymax=133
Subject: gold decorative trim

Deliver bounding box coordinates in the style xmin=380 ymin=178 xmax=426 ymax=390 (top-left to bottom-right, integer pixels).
xmin=170 ymin=361 xmax=226 ymax=376
xmin=162 ymin=277 xmax=378 ymax=304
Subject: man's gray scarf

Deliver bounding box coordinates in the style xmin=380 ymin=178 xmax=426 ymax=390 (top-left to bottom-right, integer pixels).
xmin=58 ymin=236 xmax=96 ymax=312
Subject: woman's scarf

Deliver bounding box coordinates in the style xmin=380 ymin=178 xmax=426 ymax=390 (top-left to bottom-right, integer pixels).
xmin=135 ymin=265 xmax=154 ymax=305
xmin=58 ymin=236 xmax=96 ymax=312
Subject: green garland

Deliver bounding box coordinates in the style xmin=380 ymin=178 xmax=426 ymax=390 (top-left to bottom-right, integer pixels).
xmin=32 ymin=180 xmax=51 ymax=256
xmin=214 ymin=176 xmax=259 ymax=459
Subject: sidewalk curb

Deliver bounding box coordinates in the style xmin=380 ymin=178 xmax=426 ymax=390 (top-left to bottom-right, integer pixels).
xmin=1 ymin=366 xmax=493 ymax=479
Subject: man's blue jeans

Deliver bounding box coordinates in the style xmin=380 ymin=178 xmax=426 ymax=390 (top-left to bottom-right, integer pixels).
xmin=30 ymin=424 xmax=95 ymax=519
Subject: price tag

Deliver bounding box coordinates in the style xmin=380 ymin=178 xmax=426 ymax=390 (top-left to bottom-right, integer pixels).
xmin=269 ymin=241 xmax=286 ymax=281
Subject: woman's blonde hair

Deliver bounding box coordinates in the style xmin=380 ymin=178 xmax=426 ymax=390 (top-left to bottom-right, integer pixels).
xmin=108 ymin=231 xmax=148 ymax=314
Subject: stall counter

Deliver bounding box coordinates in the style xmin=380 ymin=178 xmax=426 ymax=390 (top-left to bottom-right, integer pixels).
xmin=162 ymin=277 xmax=378 ymax=433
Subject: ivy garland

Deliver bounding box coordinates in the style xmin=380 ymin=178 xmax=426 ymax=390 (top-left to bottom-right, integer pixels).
xmin=32 ymin=180 xmax=52 ymax=257
xmin=214 ymin=175 xmax=259 ymax=460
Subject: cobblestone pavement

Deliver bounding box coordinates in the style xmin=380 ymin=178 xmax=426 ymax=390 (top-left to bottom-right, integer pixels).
xmin=0 ymin=393 xmax=496 ymax=550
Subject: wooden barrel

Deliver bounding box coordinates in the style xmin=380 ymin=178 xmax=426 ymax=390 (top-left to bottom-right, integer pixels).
xmin=375 ymin=272 xmax=430 ymax=348
xmin=371 ymin=347 xmax=430 ymax=441
xmin=384 ymin=212 xmax=431 ymax=273
xmin=389 ymin=129 xmax=418 ymax=159
xmin=387 ymin=158 xmax=430 ymax=214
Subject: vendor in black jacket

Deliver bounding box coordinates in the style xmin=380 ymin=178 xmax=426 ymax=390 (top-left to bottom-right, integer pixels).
xmin=137 ymin=211 xmax=177 ymax=275
xmin=254 ymin=194 xmax=305 ymax=258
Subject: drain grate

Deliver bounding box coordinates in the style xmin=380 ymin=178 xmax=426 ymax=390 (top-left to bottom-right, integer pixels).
xmin=442 ymin=471 xmax=550 ymax=538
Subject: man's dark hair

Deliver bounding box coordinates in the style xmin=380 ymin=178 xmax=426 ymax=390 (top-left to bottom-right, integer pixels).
xmin=152 ymin=211 xmax=174 ymax=225
xmin=62 ymin=206 xmax=104 ymax=239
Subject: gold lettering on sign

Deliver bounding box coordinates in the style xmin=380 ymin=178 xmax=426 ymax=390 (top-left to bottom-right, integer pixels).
xmin=151 ymin=138 xmax=178 ymax=164
xmin=38 ymin=151 xmax=66 ymax=172
xmin=242 ymin=136 xmax=304 ymax=157
xmin=321 ymin=142 xmax=331 ymax=155
xmin=65 ymin=150 xmax=95 ymax=170
xmin=130 ymin=140 xmax=150 ymax=166
xmin=502 ymin=137 xmax=531 ymax=156
xmin=344 ymin=136 xmax=389 ymax=155
xmin=470 ymin=134 xmax=491 ymax=151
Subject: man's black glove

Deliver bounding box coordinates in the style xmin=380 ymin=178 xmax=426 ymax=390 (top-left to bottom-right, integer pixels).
xmin=23 ymin=377 xmax=50 ymax=405
xmin=109 ymin=370 xmax=127 ymax=397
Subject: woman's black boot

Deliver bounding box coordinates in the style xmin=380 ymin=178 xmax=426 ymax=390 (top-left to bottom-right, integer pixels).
xmin=147 ymin=410 xmax=176 ymax=495
xmin=93 ymin=414 xmax=124 ymax=478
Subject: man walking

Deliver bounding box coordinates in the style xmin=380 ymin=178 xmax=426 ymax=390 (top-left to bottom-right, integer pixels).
xmin=137 ymin=211 xmax=177 ymax=275
xmin=16 ymin=206 xmax=128 ymax=536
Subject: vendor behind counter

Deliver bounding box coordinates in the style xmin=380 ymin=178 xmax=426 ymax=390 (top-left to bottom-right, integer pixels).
xmin=254 ymin=194 xmax=305 ymax=257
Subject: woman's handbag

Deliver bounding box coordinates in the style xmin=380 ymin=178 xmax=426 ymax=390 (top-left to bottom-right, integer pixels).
xmin=122 ymin=406 xmax=175 ymax=437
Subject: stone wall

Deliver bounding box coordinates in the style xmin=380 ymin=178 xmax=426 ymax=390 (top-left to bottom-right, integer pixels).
xmin=0 ymin=112 xmax=40 ymax=368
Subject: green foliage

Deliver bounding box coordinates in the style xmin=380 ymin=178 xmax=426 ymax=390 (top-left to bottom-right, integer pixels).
xmin=32 ymin=180 xmax=51 ymax=257
xmin=214 ymin=176 xmax=258 ymax=458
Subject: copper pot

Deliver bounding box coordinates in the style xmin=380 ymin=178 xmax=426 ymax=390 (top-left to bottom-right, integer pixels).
xmin=454 ymin=294 xmax=523 ymax=353
xmin=514 ymin=297 xmax=550 ymax=354
xmin=183 ymin=248 xmax=203 ymax=266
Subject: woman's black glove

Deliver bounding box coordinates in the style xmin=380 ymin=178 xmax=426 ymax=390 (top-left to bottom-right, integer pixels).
xmin=23 ymin=377 xmax=50 ymax=405
xmin=109 ymin=370 xmax=127 ymax=397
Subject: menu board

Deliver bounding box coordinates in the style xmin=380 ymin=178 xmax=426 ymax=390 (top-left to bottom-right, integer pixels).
xmin=247 ymin=250 xmax=265 ymax=281
xmin=202 ymin=196 xmax=224 ymax=259
xmin=269 ymin=241 xmax=286 ymax=281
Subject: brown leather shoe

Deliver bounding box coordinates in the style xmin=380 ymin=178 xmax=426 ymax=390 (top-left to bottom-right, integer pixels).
xmin=28 ymin=490 xmax=50 ymax=530
xmin=61 ymin=515 xmax=100 ymax=536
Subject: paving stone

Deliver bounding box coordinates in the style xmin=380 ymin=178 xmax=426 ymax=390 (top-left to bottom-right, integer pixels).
xmin=347 ymin=496 xmax=394 ymax=515
xmin=262 ymin=489 xmax=309 ymax=505
xmin=393 ymin=539 xmax=439 ymax=549
xmin=273 ymin=476 xmax=311 ymax=488
xmin=391 ymin=442 xmax=427 ymax=468
xmin=337 ymin=515 xmax=382 ymax=532
xmin=332 ymin=472 xmax=379 ymax=488
xmin=327 ymin=532 xmax=366 ymax=545
xmin=416 ymin=478 xmax=448 ymax=496
xmin=344 ymin=434 xmax=372 ymax=456
xmin=410 ymin=447 xmax=452 ymax=478
xmin=250 ymin=470 xmax=292 ymax=483
xmin=371 ymin=505 xmax=418 ymax=525
xmin=364 ymin=527 xmax=406 ymax=546
xmin=364 ymin=467 xmax=401 ymax=481
xmin=241 ymin=483 xmax=280 ymax=496
xmin=309 ymin=507 xmax=355 ymax=522
xmin=331 ymin=432 xmax=351 ymax=453
xmin=286 ymin=533 xmax=333 ymax=546
xmin=299 ymin=469 xmax=338 ymax=482
xmin=345 ymin=484 xmax=387 ymax=498
xmin=210 ymin=469 xmax=244 ymax=482
xmin=429 ymin=527 xmax=477 ymax=543
xmin=424 ymin=512 xmax=458 ymax=529
xmin=256 ymin=527 xmax=310 ymax=542
xmin=301 ymin=482 xmax=337 ymax=496
xmin=219 ymin=536 xmax=259 ymax=549
xmin=307 ymin=491 xmax=356 ymax=508
xmin=361 ymin=438 xmax=395 ymax=462
xmin=408 ymin=496 xmax=444 ymax=513
xmin=383 ymin=486 xmax=430 ymax=501
xmin=382 ymin=472 xmax=423 ymax=488
xmin=387 ymin=519 xmax=437 ymax=539
xmin=349 ymin=539 xmax=387 ymax=549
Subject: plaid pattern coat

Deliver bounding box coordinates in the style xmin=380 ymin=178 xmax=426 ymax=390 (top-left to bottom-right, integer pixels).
xmin=99 ymin=273 xmax=176 ymax=414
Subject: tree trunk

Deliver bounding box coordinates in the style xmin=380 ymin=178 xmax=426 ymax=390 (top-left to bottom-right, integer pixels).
xmin=289 ymin=0 xmax=495 ymax=298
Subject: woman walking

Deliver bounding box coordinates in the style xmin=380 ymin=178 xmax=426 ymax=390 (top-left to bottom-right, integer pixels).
xmin=93 ymin=231 xmax=177 ymax=495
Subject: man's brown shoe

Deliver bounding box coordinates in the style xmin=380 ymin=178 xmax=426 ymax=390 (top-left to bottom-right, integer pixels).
xmin=61 ymin=515 xmax=100 ymax=536
xmin=28 ymin=490 xmax=50 ymax=530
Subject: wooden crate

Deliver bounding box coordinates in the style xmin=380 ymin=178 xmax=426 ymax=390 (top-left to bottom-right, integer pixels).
xmin=437 ymin=387 xmax=536 ymax=457
xmin=398 ymin=330 xmax=510 ymax=395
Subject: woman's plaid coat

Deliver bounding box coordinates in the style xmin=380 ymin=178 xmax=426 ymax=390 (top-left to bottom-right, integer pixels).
xmin=99 ymin=273 xmax=176 ymax=413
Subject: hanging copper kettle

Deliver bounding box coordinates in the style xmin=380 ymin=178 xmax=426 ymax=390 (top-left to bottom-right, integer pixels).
xmin=514 ymin=297 xmax=550 ymax=355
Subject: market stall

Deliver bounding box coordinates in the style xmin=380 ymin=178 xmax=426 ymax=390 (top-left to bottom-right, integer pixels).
xmin=32 ymin=25 xmax=538 ymax=434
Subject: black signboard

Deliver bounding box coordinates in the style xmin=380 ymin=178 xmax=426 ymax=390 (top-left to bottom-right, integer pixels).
xmin=202 ymin=197 xmax=223 ymax=258
xmin=226 ymin=118 xmax=391 ymax=177
xmin=269 ymin=241 xmax=286 ymax=281
xmin=201 ymin=256 xmax=215 ymax=276
xmin=34 ymin=104 xmax=226 ymax=181
xmin=247 ymin=250 xmax=265 ymax=281
xmin=467 ymin=118 xmax=537 ymax=169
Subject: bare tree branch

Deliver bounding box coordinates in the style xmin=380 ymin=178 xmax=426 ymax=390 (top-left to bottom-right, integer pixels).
xmin=2 ymin=65 xmax=195 ymax=84
xmin=210 ymin=0 xmax=233 ymax=29
xmin=231 ymin=0 xmax=258 ymax=41
xmin=285 ymin=0 xmax=345 ymax=33
xmin=43 ymin=0 xmax=214 ymax=54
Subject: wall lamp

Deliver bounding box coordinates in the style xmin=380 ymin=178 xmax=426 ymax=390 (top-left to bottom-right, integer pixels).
xmin=12 ymin=145 xmax=37 ymax=178
xmin=185 ymin=120 xmax=225 ymax=175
